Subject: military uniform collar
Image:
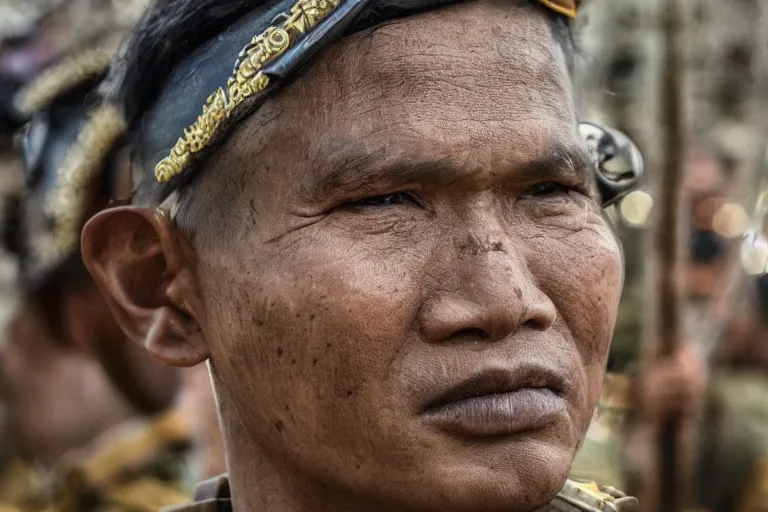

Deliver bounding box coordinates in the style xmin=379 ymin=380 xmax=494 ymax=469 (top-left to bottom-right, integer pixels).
xmin=163 ymin=475 xmax=637 ymax=512
xmin=164 ymin=474 xmax=231 ymax=512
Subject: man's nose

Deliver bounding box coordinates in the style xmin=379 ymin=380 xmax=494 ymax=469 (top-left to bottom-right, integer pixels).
xmin=418 ymin=235 xmax=557 ymax=345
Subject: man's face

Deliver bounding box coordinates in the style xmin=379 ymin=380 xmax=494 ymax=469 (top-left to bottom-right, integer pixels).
xmin=189 ymin=1 xmax=623 ymax=509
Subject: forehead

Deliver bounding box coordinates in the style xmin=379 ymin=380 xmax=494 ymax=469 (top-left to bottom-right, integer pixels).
xmin=215 ymin=0 xmax=576 ymax=187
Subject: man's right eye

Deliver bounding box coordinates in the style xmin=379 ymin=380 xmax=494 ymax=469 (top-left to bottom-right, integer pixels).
xmin=350 ymin=192 xmax=417 ymax=209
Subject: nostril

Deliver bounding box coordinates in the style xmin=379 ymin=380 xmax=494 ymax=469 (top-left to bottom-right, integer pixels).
xmin=523 ymin=317 xmax=550 ymax=331
xmin=450 ymin=328 xmax=490 ymax=341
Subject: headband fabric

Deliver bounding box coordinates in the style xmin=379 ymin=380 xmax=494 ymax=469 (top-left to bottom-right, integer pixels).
xmin=135 ymin=0 xmax=582 ymax=205
xmin=153 ymin=0 xmax=368 ymax=184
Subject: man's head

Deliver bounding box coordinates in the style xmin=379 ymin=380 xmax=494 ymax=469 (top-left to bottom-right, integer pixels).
xmin=84 ymin=0 xmax=625 ymax=510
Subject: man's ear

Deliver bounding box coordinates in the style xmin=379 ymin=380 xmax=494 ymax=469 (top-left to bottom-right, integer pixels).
xmin=81 ymin=207 xmax=210 ymax=367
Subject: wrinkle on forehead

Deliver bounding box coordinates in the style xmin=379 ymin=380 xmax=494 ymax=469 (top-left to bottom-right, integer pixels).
xmin=313 ymin=0 xmax=573 ymax=122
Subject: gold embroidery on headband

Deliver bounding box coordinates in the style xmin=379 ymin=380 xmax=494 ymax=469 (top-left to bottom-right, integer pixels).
xmin=536 ymin=0 xmax=579 ymax=19
xmin=49 ymin=105 xmax=126 ymax=253
xmin=15 ymin=50 xmax=112 ymax=116
xmin=154 ymin=0 xmax=342 ymax=183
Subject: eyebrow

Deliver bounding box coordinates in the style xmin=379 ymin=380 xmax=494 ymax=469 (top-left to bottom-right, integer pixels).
xmin=530 ymin=140 xmax=595 ymax=183
xmin=306 ymin=139 xmax=595 ymax=202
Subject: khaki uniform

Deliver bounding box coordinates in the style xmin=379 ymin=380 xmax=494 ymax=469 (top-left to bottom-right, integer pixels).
xmin=163 ymin=475 xmax=638 ymax=512
xmin=0 ymin=411 xmax=193 ymax=512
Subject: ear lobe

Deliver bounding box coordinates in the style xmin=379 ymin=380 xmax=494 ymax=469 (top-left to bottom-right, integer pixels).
xmin=81 ymin=206 xmax=211 ymax=367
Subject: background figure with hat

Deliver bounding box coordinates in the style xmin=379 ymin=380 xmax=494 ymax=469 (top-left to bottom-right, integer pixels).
xmin=0 ymin=0 xmax=152 ymax=389
xmin=0 ymin=2 xmax=207 ymax=509
xmin=0 ymin=0 xmax=72 ymax=351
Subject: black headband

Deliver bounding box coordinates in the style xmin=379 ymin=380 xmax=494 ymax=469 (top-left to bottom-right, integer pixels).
xmin=13 ymin=54 xmax=124 ymax=291
xmin=133 ymin=0 xmax=641 ymax=207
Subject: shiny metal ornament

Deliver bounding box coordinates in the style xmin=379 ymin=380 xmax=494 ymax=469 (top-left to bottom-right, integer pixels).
xmin=578 ymin=122 xmax=645 ymax=208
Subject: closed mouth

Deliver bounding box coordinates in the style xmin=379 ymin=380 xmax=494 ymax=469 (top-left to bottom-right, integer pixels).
xmin=421 ymin=366 xmax=567 ymax=414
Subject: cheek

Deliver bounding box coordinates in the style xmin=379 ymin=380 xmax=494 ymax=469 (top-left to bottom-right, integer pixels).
xmin=199 ymin=232 xmax=427 ymax=445
xmin=526 ymin=215 xmax=623 ymax=379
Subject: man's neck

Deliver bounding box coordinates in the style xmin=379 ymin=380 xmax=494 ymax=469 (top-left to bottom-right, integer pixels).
xmin=223 ymin=425 xmax=393 ymax=512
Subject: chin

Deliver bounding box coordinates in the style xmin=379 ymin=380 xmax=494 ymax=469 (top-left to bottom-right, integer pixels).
xmin=421 ymin=462 xmax=568 ymax=512
xmin=397 ymin=429 xmax=574 ymax=512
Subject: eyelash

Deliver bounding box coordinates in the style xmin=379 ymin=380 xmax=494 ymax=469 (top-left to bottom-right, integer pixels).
xmin=347 ymin=192 xmax=419 ymax=209
xmin=524 ymin=181 xmax=575 ymax=198
xmin=526 ymin=173 xmax=594 ymax=198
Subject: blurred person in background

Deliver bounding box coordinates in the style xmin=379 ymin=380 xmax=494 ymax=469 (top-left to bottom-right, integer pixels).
xmin=0 ymin=1 xmax=66 ymax=348
xmin=0 ymin=0 xmax=227 ymax=491
xmin=1 ymin=0 xmax=226 ymax=503
xmin=692 ymin=273 xmax=768 ymax=512
xmin=0 ymin=0 xmax=151 ymax=399
xmin=0 ymin=4 xmax=69 ymax=501
xmin=0 ymin=15 xmax=200 ymax=512
xmin=572 ymin=144 xmax=768 ymax=511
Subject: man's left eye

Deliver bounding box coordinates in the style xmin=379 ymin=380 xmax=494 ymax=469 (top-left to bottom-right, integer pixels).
xmin=524 ymin=182 xmax=572 ymax=197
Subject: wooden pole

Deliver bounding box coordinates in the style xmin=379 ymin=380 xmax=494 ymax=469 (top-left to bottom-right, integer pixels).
xmin=652 ymin=0 xmax=688 ymax=511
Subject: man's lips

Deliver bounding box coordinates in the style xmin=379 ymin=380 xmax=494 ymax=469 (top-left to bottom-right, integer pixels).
xmin=420 ymin=366 xmax=568 ymax=438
